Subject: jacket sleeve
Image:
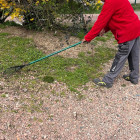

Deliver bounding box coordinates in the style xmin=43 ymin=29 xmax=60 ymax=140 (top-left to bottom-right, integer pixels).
xmin=84 ymin=2 xmax=114 ymax=42
xmin=104 ymin=26 xmax=110 ymax=33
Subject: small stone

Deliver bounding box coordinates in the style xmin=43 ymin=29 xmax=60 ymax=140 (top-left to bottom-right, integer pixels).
xmin=32 ymin=135 xmax=37 ymax=139
xmin=80 ymin=126 xmax=84 ymax=130
xmin=116 ymin=114 xmax=120 ymax=117
xmin=5 ymin=94 xmax=9 ymax=97
xmin=135 ymin=94 xmax=140 ymax=97
xmin=42 ymin=135 xmax=47 ymax=139
xmin=122 ymin=97 xmax=127 ymax=101
xmin=73 ymin=112 xmax=77 ymax=119
xmin=23 ymin=88 xmax=28 ymax=92
xmin=15 ymin=102 xmax=20 ymax=109
xmin=24 ymin=133 xmax=28 ymax=137
xmin=45 ymin=107 xmax=49 ymax=110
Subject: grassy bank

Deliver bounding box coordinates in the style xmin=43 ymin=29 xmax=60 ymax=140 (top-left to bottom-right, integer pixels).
xmin=0 ymin=31 xmax=116 ymax=89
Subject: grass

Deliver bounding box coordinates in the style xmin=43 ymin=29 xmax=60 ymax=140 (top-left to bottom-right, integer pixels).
xmin=43 ymin=76 xmax=54 ymax=83
xmin=0 ymin=32 xmax=116 ymax=89
xmin=1 ymin=94 xmax=7 ymax=98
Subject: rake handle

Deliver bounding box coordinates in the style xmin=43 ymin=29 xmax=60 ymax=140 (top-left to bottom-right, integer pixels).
xmin=29 ymin=41 xmax=82 ymax=65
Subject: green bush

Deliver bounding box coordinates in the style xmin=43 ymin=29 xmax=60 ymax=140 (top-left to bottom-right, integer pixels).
xmin=22 ymin=0 xmax=97 ymax=33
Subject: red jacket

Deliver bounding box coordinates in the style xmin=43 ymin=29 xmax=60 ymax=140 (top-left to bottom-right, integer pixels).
xmin=84 ymin=0 xmax=140 ymax=44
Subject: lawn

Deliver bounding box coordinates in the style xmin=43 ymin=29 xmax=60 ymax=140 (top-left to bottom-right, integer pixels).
xmin=0 ymin=29 xmax=116 ymax=89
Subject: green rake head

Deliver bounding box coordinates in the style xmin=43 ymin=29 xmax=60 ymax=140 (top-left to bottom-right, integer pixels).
xmin=3 ymin=64 xmax=27 ymax=76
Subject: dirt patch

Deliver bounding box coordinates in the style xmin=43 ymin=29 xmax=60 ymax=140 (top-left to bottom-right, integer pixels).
xmin=0 ymin=26 xmax=95 ymax=58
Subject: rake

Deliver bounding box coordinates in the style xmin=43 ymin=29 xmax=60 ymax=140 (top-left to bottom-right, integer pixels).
xmin=3 ymin=41 xmax=82 ymax=75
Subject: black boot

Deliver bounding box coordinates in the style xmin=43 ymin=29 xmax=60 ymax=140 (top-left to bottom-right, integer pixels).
xmin=123 ymin=74 xmax=138 ymax=84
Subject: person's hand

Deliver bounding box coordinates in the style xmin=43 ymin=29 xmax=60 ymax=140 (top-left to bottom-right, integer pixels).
xmin=99 ymin=29 xmax=105 ymax=36
xmin=82 ymin=38 xmax=88 ymax=43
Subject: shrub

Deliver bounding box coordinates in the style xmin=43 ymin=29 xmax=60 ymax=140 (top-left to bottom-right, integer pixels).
xmin=22 ymin=0 xmax=102 ymax=32
xmin=0 ymin=0 xmax=102 ymax=35
xmin=0 ymin=0 xmax=24 ymax=23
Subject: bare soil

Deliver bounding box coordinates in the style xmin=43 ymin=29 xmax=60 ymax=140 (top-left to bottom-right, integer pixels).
xmin=0 ymin=26 xmax=95 ymax=58
xmin=0 ymin=27 xmax=140 ymax=140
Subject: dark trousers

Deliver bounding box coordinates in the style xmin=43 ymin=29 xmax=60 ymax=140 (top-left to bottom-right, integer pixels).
xmin=103 ymin=37 xmax=140 ymax=84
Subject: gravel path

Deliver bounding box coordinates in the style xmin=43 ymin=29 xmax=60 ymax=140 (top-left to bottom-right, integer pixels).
xmin=0 ymin=66 xmax=139 ymax=140
xmin=0 ymin=26 xmax=140 ymax=140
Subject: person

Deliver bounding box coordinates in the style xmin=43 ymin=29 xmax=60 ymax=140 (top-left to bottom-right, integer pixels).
xmin=82 ymin=0 xmax=140 ymax=88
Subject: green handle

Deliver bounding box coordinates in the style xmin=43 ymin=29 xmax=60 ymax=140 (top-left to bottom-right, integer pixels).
xmin=29 ymin=41 xmax=82 ymax=65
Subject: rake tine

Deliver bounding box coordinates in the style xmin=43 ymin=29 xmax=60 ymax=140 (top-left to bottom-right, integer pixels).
xmin=3 ymin=64 xmax=28 ymax=75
